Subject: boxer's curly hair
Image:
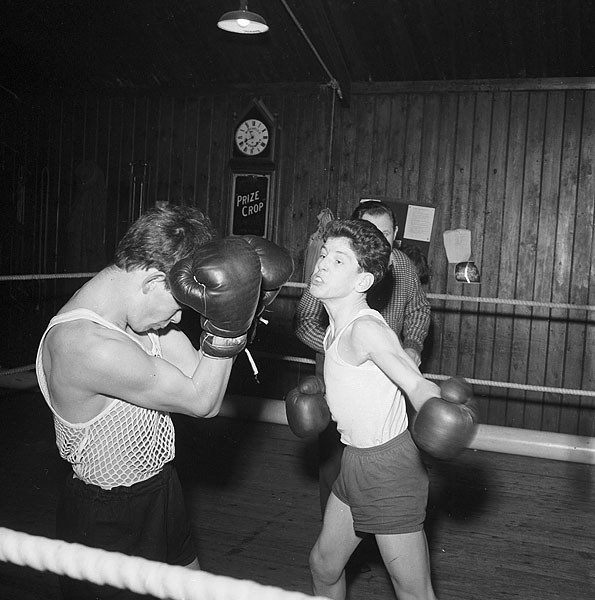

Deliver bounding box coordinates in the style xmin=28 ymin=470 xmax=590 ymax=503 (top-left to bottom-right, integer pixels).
xmin=114 ymin=205 xmax=217 ymax=275
xmin=323 ymin=219 xmax=391 ymax=286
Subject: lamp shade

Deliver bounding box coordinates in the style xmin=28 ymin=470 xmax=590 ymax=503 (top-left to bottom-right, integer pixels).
xmin=218 ymin=9 xmax=269 ymax=34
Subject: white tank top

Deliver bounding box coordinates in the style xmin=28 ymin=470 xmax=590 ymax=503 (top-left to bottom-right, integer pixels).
xmin=323 ymin=308 xmax=408 ymax=448
xmin=36 ymin=308 xmax=175 ymax=490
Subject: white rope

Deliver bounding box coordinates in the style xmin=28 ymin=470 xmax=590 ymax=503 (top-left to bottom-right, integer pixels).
xmin=0 ymin=364 xmax=35 ymax=376
xmin=0 ymin=272 xmax=96 ymax=281
xmin=249 ymin=352 xmax=595 ymax=397
xmin=4 ymin=357 xmax=594 ymax=397
xmin=2 ymin=273 xmax=595 ymax=312
xmin=426 ymin=292 xmax=595 ymax=312
xmin=0 ymin=527 xmax=325 ymax=600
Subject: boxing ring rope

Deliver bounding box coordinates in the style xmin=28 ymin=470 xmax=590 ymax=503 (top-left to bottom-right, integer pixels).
xmin=1 ymin=273 xmax=595 ymax=464
xmin=0 ymin=527 xmax=326 ymax=600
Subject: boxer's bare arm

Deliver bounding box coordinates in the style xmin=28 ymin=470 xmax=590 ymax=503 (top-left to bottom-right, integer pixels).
xmin=43 ymin=320 xmax=232 ymax=422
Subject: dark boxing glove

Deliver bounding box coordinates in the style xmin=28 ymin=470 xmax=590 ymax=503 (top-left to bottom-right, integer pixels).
xmin=411 ymin=376 xmax=478 ymax=459
xmin=241 ymin=236 xmax=294 ymax=341
xmin=285 ymin=375 xmax=331 ymax=438
xmin=169 ymin=237 xmax=262 ymax=358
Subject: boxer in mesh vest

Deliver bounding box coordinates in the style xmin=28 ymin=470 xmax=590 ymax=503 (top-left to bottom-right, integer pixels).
xmin=36 ymin=205 xmax=293 ymax=600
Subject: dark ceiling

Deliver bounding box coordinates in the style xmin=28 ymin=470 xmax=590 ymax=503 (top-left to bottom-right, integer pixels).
xmin=3 ymin=0 xmax=595 ymax=103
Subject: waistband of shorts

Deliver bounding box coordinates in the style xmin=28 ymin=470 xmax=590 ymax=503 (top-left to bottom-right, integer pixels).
xmin=345 ymin=428 xmax=411 ymax=456
xmin=68 ymin=462 xmax=173 ymax=499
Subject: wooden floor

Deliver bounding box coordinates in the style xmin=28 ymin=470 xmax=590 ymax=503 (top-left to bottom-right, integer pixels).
xmin=1 ymin=388 xmax=594 ymax=600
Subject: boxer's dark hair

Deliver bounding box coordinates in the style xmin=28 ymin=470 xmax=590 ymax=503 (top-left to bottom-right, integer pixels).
xmin=114 ymin=205 xmax=217 ymax=275
xmin=351 ymin=200 xmax=396 ymax=228
xmin=324 ymin=219 xmax=390 ymax=286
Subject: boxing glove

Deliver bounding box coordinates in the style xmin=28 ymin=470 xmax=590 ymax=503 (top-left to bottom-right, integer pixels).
xmin=411 ymin=376 xmax=478 ymax=459
xmin=169 ymin=237 xmax=262 ymax=358
xmin=242 ymin=236 xmax=294 ymax=341
xmin=285 ymin=375 xmax=331 ymax=438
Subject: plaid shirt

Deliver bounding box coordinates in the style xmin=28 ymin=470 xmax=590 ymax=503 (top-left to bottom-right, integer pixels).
xmin=295 ymin=249 xmax=431 ymax=355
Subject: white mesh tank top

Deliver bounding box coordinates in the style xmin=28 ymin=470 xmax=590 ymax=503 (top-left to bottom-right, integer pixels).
xmin=36 ymin=308 xmax=175 ymax=490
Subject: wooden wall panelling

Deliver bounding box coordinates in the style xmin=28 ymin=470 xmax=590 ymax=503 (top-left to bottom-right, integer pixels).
xmin=480 ymin=92 xmax=512 ymax=425
xmin=440 ymin=92 xmax=475 ymax=380
xmin=179 ymin=97 xmax=196 ymax=207
xmin=195 ymin=96 xmax=216 ymax=219
xmin=334 ymin=92 xmax=357 ymax=215
xmin=305 ymin=91 xmax=332 ymax=238
xmin=275 ymin=92 xmax=329 ymax=386
xmin=168 ymin=96 xmax=186 ymax=205
xmin=356 ymin=96 xmax=378 ymax=202
xmin=276 ymin=93 xmax=301 ymax=270
xmin=368 ymin=94 xmax=392 ymax=196
xmin=424 ymin=92 xmax=458 ymax=374
xmin=105 ymin=98 xmax=126 ymax=255
xmin=288 ymin=94 xmax=315 ymax=269
xmin=117 ymin=97 xmax=139 ymax=233
xmin=575 ymin=92 xmax=595 ymax=437
xmin=418 ymin=93 xmax=441 ymax=207
xmin=561 ymin=90 xmax=594 ymax=435
xmin=401 ymin=93 xmax=424 ymax=205
xmin=515 ymin=91 xmax=547 ymax=429
xmin=384 ymin=94 xmax=408 ymax=203
xmin=7 ymin=82 xmax=595 ymax=433
xmin=206 ymin=94 xmax=232 ymax=232
xmin=536 ymin=91 xmax=566 ymax=432
xmin=96 ymin=97 xmax=112 ymax=202
xmin=104 ymin=99 xmax=118 ymax=249
xmin=553 ymin=90 xmax=582 ymax=434
xmin=461 ymin=92 xmax=492 ymax=418
xmin=497 ymin=91 xmax=528 ymax=428
xmin=183 ymin=97 xmax=200 ymax=208
xmin=150 ymin=95 xmax=169 ymax=207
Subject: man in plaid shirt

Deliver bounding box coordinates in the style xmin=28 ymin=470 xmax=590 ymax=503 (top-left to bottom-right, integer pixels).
xmin=295 ymin=200 xmax=431 ymax=514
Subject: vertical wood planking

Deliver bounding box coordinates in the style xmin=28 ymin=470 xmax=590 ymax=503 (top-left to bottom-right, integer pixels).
xmin=538 ymin=92 xmax=565 ymax=431
xmin=576 ymin=92 xmax=595 ymax=436
xmin=385 ymin=94 xmax=408 ymax=201
xmin=497 ymin=91 xmax=527 ymax=427
xmin=425 ymin=93 xmax=458 ymax=372
xmin=441 ymin=92 xmax=475 ymax=379
xmin=8 ymin=83 xmax=595 ymax=434
xmin=478 ymin=92 xmax=509 ymax=423
xmin=516 ymin=92 xmax=547 ymax=429
xmin=555 ymin=91 xmax=582 ymax=433
xmin=402 ymin=93 xmax=424 ymax=204
xmin=462 ymin=92 xmax=491 ymax=403
xmin=369 ymin=95 xmax=392 ymax=196
xmin=352 ymin=96 xmax=375 ymax=202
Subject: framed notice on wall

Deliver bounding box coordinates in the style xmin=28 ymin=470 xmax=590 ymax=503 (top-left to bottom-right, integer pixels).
xmin=230 ymin=173 xmax=271 ymax=237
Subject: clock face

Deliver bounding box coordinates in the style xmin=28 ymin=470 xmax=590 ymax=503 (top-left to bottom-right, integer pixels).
xmin=235 ymin=119 xmax=270 ymax=156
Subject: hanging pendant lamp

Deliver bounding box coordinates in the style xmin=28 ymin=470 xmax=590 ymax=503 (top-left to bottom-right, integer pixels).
xmin=218 ymin=1 xmax=269 ymax=34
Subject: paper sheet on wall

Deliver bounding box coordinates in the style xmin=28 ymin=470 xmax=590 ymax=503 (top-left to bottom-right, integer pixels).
xmin=403 ymin=205 xmax=435 ymax=242
xmin=443 ymin=229 xmax=472 ymax=263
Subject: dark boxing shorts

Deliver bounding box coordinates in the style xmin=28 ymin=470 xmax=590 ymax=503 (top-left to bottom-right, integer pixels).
xmin=332 ymin=429 xmax=429 ymax=535
xmin=57 ymin=463 xmax=196 ymax=600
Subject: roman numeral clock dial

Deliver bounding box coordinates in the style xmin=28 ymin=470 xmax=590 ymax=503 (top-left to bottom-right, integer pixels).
xmin=235 ymin=119 xmax=270 ymax=156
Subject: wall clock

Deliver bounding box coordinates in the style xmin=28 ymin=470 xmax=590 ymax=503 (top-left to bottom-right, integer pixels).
xmin=234 ymin=118 xmax=270 ymax=157
xmin=230 ymin=99 xmax=276 ymax=169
